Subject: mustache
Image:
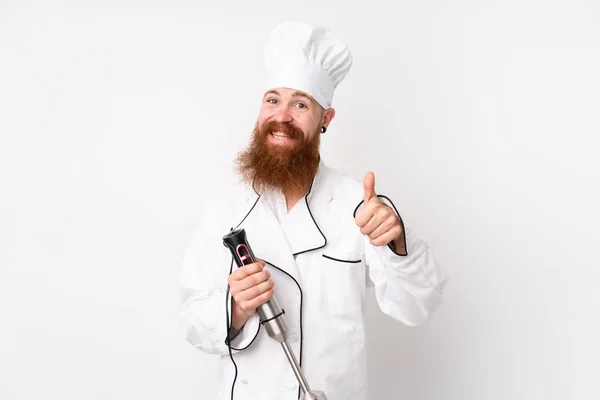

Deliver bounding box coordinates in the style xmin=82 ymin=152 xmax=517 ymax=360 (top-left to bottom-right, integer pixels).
xmin=260 ymin=121 xmax=303 ymax=139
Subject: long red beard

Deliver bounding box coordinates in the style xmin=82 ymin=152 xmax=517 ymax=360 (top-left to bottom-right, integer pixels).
xmin=235 ymin=120 xmax=321 ymax=196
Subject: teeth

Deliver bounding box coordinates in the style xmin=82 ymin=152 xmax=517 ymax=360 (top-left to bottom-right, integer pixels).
xmin=272 ymin=132 xmax=290 ymax=139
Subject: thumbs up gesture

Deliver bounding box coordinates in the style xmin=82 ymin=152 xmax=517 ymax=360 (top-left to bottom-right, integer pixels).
xmin=355 ymin=172 xmax=404 ymax=248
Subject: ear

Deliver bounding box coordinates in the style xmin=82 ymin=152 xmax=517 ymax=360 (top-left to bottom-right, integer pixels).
xmin=322 ymin=108 xmax=336 ymax=128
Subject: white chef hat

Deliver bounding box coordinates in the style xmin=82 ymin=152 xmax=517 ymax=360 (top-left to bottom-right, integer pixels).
xmin=263 ymin=20 xmax=353 ymax=110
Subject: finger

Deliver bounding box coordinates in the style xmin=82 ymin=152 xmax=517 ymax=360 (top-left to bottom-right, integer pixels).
xmin=235 ymin=278 xmax=275 ymax=303
xmin=359 ymin=212 xmax=380 ymax=236
xmin=370 ymin=227 xmax=400 ymax=247
xmin=243 ymin=288 xmax=274 ymax=311
xmin=363 ymin=172 xmax=376 ymax=203
xmin=229 ymin=260 xmax=265 ymax=282
xmin=232 ymin=269 xmax=271 ymax=293
xmin=359 ymin=205 xmax=388 ymax=235
xmin=355 ymin=203 xmax=375 ymax=227
xmin=367 ymin=214 xmax=398 ymax=240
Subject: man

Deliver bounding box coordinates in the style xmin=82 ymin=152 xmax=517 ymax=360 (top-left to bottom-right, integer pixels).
xmin=180 ymin=20 xmax=445 ymax=400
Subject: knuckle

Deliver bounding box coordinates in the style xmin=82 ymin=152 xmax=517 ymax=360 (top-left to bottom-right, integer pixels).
xmin=250 ymin=300 xmax=260 ymax=309
xmin=250 ymin=286 xmax=261 ymax=299
xmin=250 ymin=274 xmax=260 ymax=284
xmin=256 ymin=280 xmax=273 ymax=296
xmin=260 ymin=270 xmax=270 ymax=282
xmin=258 ymin=270 xmax=267 ymax=280
xmin=260 ymin=279 xmax=270 ymax=291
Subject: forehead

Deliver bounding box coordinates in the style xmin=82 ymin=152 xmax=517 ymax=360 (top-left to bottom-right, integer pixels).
xmin=263 ymin=88 xmax=315 ymax=103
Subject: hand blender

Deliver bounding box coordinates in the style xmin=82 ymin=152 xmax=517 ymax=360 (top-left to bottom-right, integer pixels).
xmin=223 ymin=228 xmax=327 ymax=400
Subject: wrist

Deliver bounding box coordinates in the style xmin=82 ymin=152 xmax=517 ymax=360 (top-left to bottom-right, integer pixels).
xmin=231 ymin=299 xmax=249 ymax=330
xmin=390 ymin=234 xmax=407 ymax=256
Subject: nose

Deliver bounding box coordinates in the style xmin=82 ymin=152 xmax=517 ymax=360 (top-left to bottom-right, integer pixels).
xmin=273 ymin=108 xmax=293 ymax=123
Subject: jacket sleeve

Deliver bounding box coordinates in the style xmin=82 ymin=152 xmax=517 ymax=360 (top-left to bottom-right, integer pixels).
xmin=362 ymin=195 xmax=447 ymax=327
xmin=179 ymin=204 xmax=261 ymax=356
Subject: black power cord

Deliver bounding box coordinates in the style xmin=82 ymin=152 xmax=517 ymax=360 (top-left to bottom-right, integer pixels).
xmin=225 ymin=256 xmax=238 ymax=400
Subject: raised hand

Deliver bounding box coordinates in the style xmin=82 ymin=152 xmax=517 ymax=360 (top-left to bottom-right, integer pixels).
xmin=354 ymin=172 xmax=404 ymax=247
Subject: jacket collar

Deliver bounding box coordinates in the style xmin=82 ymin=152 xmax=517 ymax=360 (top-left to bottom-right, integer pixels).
xmin=233 ymin=158 xmax=331 ymax=279
xmin=282 ymin=161 xmax=328 ymax=256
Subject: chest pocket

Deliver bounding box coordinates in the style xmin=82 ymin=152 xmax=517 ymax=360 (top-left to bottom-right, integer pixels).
xmin=320 ymin=248 xmax=366 ymax=318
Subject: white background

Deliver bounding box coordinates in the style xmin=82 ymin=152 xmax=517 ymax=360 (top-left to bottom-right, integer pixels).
xmin=1 ymin=1 xmax=599 ymax=399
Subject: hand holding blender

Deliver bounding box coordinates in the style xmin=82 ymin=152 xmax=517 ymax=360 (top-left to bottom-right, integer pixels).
xmin=223 ymin=228 xmax=327 ymax=400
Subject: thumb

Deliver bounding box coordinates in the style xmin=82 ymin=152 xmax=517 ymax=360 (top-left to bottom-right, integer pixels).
xmin=363 ymin=171 xmax=376 ymax=203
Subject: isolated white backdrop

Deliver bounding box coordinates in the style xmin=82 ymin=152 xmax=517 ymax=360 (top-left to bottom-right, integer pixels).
xmin=1 ymin=1 xmax=599 ymax=399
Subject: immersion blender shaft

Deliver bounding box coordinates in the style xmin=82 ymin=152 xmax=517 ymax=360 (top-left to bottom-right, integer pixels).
xmin=281 ymin=340 xmax=312 ymax=394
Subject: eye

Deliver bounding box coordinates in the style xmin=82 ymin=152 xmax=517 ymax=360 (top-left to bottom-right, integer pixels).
xmin=295 ymin=102 xmax=307 ymax=109
xmin=266 ymin=98 xmax=278 ymax=105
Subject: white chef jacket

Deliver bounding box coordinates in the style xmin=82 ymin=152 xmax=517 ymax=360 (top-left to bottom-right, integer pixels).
xmin=180 ymin=158 xmax=446 ymax=400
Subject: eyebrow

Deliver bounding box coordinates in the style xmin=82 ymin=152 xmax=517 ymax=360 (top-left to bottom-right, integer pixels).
xmin=264 ymin=90 xmax=314 ymax=105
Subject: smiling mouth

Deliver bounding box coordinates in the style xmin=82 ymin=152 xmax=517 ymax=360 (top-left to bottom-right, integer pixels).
xmin=270 ymin=132 xmax=293 ymax=141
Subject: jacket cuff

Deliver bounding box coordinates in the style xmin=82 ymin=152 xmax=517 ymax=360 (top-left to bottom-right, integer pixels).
xmin=377 ymin=195 xmax=408 ymax=256
xmin=226 ymin=323 xmax=245 ymax=343
xmin=372 ymin=235 xmax=426 ymax=270
xmin=225 ymin=313 xmax=261 ymax=351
